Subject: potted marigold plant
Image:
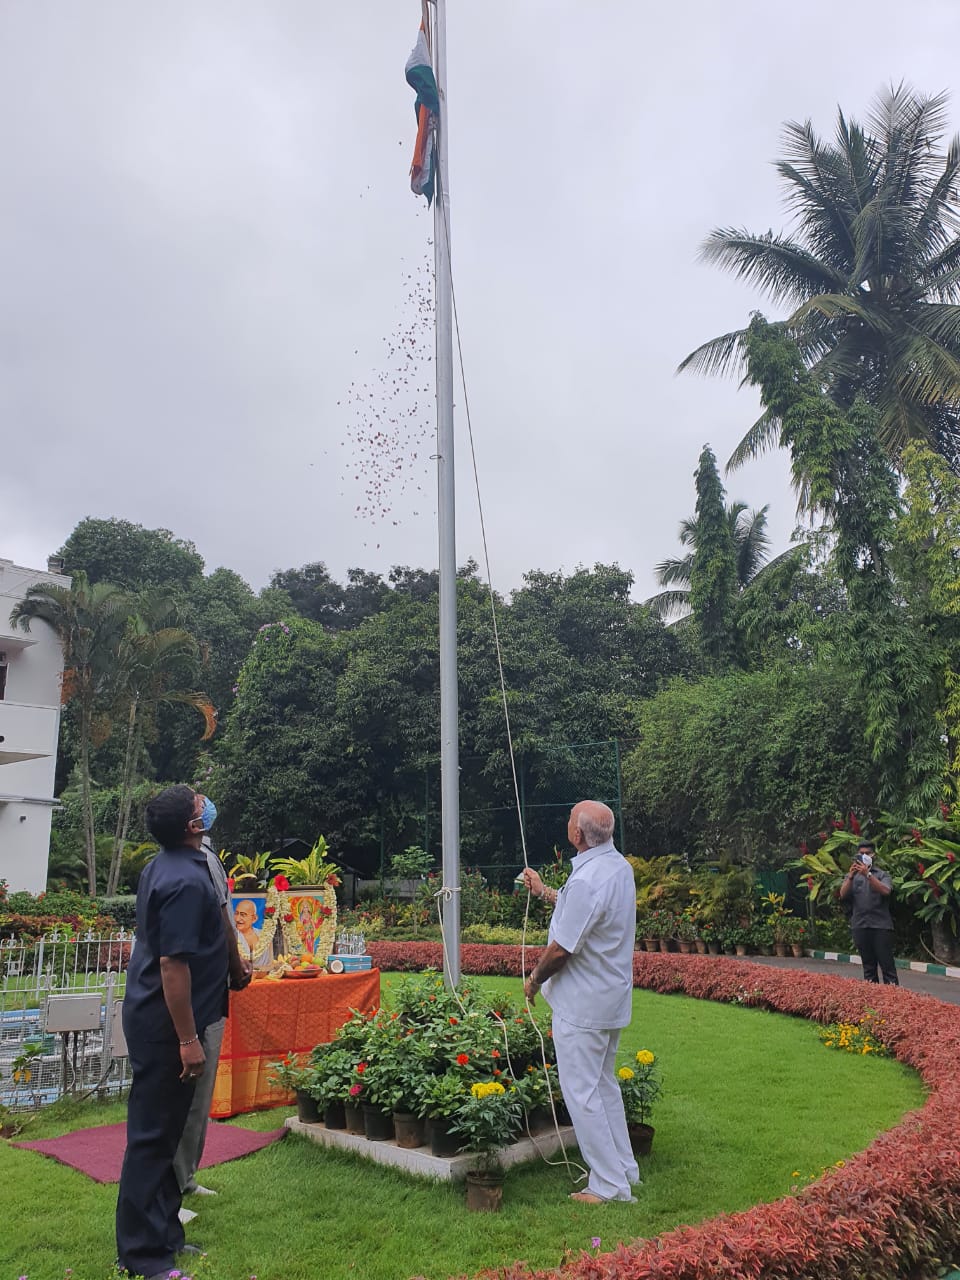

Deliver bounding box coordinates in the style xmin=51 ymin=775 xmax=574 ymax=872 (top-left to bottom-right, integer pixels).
xmin=449 ymin=1080 xmax=523 ymax=1212
xmin=618 ymin=1048 xmax=662 ymax=1155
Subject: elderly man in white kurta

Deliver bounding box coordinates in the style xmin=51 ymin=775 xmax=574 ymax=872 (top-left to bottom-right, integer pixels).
xmin=523 ymin=800 xmax=639 ymax=1204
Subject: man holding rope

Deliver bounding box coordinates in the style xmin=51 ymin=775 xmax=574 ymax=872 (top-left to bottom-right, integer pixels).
xmin=523 ymin=800 xmax=639 ymax=1204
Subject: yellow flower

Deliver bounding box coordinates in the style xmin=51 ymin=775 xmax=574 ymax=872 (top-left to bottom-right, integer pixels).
xmin=636 ymin=1050 xmax=655 ymax=1065
xmin=835 ymin=1160 xmax=845 ymax=1168
xmin=617 ymin=1067 xmax=635 ymax=1081
xmin=791 ymin=1171 xmax=800 ymax=1178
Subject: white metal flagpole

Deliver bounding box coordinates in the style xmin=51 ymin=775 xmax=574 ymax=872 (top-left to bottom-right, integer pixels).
xmin=432 ymin=0 xmax=461 ymax=987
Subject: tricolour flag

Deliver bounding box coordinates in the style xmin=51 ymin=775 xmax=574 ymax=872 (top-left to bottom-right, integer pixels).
xmin=405 ymin=25 xmax=439 ymax=203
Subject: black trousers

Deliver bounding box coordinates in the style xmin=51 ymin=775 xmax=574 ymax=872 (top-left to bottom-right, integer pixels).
xmin=116 ymin=1034 xmax=196 ymax=1277
xmin=852 ymin=927 xmax=899 ymax=985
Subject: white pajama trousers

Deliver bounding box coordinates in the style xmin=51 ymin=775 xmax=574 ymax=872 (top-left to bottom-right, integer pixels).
xmin=552 ymin=1012 xmax=639 ymax=1201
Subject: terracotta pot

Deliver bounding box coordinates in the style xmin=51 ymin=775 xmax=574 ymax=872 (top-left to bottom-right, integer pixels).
xmin=344 ymin=1101 xmax=365 ymax=1133
xmin=643 ymin=938 xmax=659 ymax=952
xmin=362 ymin=1103 xmax=395 ymax=1141
xmin=295 ymin=1090 xmax=321 ymax=1124
xmin=323 ymin=1100 xmax=346 ymax=1130
xmin=658 ymin=938 xmax=672 ymax=953
xmin=428 ymin=1116 xmax=462 ymax=1157
xmin=774 ymin=943 xmax=789 ymax=957
xmin=465 ymin=1170 xmax=504 ymax=1212
xmin=707 ymin=942 xmax=721 ymax=955
xmin=735 ymin=944 xmax=748 ymax=956
xmin=695 ymin=939 xmax=708 ymax=955
xmin=791 ymin=943 xmax=805 ymax=957
xmin=628 ymin=1122 xmax=655 ymax=1156
xmin=393 ymin=1111 xmax=426 ymax=1149
xmin=678 ymin=940 xmax=694 ymax=954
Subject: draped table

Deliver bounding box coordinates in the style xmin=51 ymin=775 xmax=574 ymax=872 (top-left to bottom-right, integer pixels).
xmin=210 ymin=968 xmax=381 ymax=1118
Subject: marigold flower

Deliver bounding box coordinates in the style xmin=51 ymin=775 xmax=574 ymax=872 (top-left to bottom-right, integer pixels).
xmin=636 ymin=1049 xmax=655 ymax=1065
xmin=617 ymin=1066 xmax=634 ymax=1080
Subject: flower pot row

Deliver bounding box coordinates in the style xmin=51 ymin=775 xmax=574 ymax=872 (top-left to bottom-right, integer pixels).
xmin=641 ymin=937 xmax=805 ymax=957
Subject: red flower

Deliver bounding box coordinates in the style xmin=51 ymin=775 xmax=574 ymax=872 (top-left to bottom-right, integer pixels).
xmin=227 ymin=876 xmax=235 ymax=891
xmin=832 ymin=818 xmax=844 ymax=829
xmin=349 ymin=1083 xmax=363 ymax=1097
xmin=491 ymin=1049 xmax=501 ymax=1058
xmin=283 ymin=913 xmax=294 ymax=923
xmin=799 ymin=842 xmax=809 ymax=856
xmin=941 ymin=803 xmax=950 ymax=819
xmin=806 ymin=876 xmax=814 ymax=891
xmin=818 ymin=832 xmax=828 ymax=841
xmin=947 ymin=852 xmax=956 ymax=863
xmin=912 ymin=829 xmax=923 ymax=846
xmin=265 ymin=906 xmax=276 ymax=916
xmin=356 ymin=1062 xmax=367 ymax=1074
xmin=493 ymin=1068 xmax=501 ymax=1075
xmin=918 ymin=863 xmax=926 ymax=875
xmin=319 ymin=905 xmax=332 ymax=918
xmin=273 ymin=874 xmax=290 ymax=892
xmin=849 ymin=813 xmax=862 ymax=835
xmin=326 ymin=874 xmax=341 ymax=887
xmin=456 ymin=1053 xmax=470 ymax=1066
xmin=449 ymin=1017 xmax=458 ymax=1025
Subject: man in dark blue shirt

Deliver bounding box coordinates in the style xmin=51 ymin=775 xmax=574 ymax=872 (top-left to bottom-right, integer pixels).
xmin=116 ymin=785 xmax=241 ymax=1279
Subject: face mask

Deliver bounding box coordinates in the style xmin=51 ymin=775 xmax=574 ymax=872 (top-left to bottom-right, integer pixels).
xmin=200 ymin=797 xmax=218 ymax=831
xmin=859 ymin=852 xmax=873 ymax=869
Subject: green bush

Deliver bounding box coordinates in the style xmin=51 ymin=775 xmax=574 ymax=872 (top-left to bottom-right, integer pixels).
xmin=96 ymin=896 xmax=137 ymax=930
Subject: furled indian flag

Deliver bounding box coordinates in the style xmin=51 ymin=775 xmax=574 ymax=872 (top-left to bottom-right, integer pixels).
xmin=405 ymin=25 xmax=439 ymax=203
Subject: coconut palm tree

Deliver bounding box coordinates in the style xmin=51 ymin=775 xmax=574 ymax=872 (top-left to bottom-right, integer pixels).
xmin=10 ymin=573 xmax=131 ymax=893
xmin=681 ymin=84 xmax=960 ymax=472
xmin=648 ymin=503 xmax=775 ymax=623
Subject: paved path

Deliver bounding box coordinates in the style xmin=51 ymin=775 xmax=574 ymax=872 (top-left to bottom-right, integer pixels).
xmin=739 ymin=953 xmax=960 ymax=1004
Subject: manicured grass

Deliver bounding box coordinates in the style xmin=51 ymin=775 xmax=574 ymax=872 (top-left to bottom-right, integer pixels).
xmin=0 ymin=977 xmax=925 ymax=1280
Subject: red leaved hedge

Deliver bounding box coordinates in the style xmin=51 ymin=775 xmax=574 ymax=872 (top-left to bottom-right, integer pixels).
xmin=370 ymin=944 xmax=960 ymax=1280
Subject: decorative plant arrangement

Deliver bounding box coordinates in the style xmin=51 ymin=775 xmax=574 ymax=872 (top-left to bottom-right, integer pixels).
xmin=818 ymin=1011 xmax=889 ymax=1057
xmin=300 ymin=972 xmax=556 ymax=1210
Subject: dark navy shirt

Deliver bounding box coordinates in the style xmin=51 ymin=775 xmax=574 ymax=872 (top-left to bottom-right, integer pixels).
xmin=123 ymin=845 xmax=228 ymax=1044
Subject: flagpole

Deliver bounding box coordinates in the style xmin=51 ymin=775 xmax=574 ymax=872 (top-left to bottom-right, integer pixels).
xmin=432 ymin=0 xmax=461 ymax=988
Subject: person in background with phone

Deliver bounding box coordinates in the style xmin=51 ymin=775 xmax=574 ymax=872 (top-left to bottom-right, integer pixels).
xmin=839 ymin=841 xmax=899 ymax=985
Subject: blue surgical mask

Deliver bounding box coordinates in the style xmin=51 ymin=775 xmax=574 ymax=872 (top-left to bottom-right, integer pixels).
xmin=200 ymin=797 xmax=218 ymax=830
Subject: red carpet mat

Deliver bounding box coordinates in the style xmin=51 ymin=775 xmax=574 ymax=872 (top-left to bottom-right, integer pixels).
xmin=13 ymin=1120 xmax=287 ymax=1183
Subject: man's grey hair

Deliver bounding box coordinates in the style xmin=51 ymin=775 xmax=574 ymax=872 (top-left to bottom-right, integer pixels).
xmin=577 ymin=804 xmax=616 ymax=847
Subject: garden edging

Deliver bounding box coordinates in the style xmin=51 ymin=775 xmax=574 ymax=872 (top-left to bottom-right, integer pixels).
xmin=368 ymin=942 xmax=960 ymax=1280
xmin=806 ymin=948 xmax=960 ymax=979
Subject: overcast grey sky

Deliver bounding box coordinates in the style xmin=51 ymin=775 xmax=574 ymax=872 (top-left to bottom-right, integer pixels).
xmin=2 ymin=1 xmax=959 ymax=600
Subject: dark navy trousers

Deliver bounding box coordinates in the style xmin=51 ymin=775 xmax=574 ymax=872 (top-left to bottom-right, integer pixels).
xmin=116 ymin=1035 xmax=196 ymax=1277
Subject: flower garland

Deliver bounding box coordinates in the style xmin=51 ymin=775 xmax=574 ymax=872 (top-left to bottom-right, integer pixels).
xmin=229 ymin=875 xmax=339 ymax=964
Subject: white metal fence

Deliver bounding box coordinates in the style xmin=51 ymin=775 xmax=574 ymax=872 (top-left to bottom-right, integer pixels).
xmin=0 ymin=930 xmax=132 ymax=1111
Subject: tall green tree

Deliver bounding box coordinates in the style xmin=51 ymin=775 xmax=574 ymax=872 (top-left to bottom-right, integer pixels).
xmin=688 ymin=447 xmax=739 ymax=666
xmin=681 ymin=85 xmax=960 ymax=471
xmin=107 ymin=597 xmax=216 ymax=895
xmin=10 ymin=572 xmax=131 ymax=892
xmin=58 ymin=517 xmax=205 ymax=592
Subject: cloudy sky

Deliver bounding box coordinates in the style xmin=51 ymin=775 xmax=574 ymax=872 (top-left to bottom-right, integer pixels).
xmin=2 ymin=1 xmax=959 ymax=601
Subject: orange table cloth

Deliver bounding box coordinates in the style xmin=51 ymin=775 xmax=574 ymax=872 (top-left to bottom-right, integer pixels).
xmin=210 ymin=969 xmax=381 ymax=1118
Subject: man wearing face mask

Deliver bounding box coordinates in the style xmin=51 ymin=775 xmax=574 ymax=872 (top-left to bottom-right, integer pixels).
xmin=117 ymin=786 xmax=249 ymax=1279
xmin=839 ymin=841 xmax=899 ymax=985
xmin=173 ymin=793 xmax=249 ymax=1203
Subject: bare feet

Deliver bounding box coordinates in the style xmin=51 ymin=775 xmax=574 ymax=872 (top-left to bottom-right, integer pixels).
xmin=569 ymin=1191 xmax=606 ymax=1204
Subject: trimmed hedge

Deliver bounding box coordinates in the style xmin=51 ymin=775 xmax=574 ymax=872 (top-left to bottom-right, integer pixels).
xmin=369 ymin=944 xmax=960 ymax=1280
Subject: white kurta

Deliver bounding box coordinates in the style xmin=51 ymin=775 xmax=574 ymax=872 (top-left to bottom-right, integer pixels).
xmin=543 ymin=840 xmax=638 ymax=1200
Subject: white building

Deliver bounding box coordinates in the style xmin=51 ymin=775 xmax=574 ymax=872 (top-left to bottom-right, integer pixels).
xmin=0 ymin=557 xmax=70 ymax=893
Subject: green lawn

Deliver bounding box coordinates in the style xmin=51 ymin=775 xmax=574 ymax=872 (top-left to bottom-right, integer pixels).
xmin=0 ymin=977 xmax=926 ymax=1280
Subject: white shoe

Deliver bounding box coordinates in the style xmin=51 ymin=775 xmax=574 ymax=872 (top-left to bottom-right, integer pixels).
xmin=187 ymin=1184 xmax=217 ymax=1196
xmin=178 ymin=1207 xmax=198 ymax=1225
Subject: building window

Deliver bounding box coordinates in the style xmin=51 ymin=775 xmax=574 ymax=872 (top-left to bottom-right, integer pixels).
xmin=0 ymin=659 xmax=7 ymax=700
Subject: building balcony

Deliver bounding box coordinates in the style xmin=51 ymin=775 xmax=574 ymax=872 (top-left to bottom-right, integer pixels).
xmin=0 ymin=701 xmax=60 ymax=765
